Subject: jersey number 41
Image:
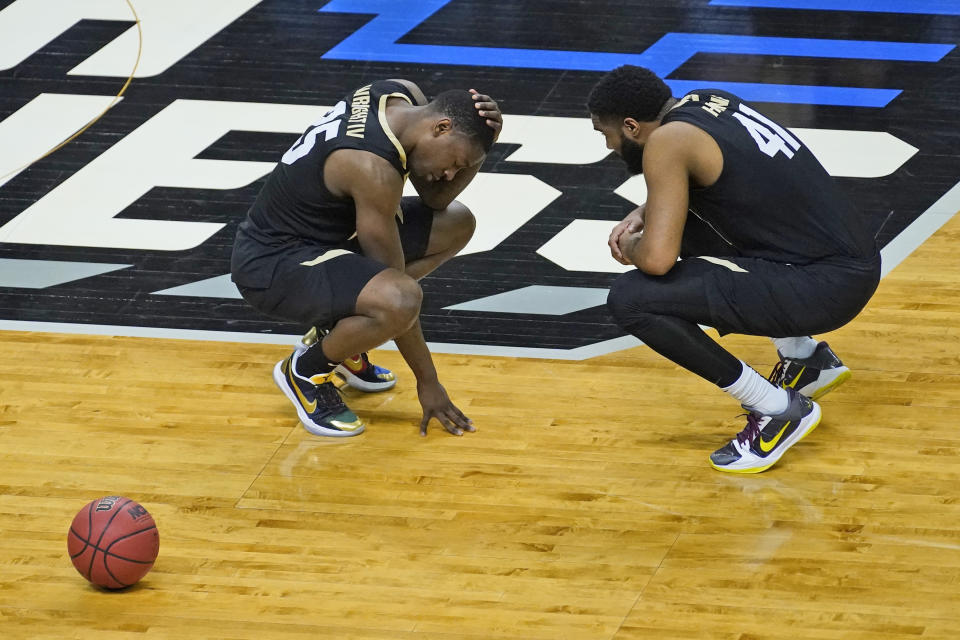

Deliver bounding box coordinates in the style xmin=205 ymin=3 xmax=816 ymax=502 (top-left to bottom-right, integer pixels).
xmin=732 ymin=103 xmax=802 ymax=160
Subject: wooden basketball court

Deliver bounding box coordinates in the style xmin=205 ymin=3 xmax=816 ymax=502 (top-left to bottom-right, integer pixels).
xmin=2 ymin=1 xmax=960 ymax=638
xmin=3 ymin=209 xmax=959 ymax=638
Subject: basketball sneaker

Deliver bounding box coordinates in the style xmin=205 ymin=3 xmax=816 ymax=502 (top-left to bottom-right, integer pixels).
xmin=272 ymin=352 xmax=365 ymax=437
xmin=768 ymin=341 xmax=850 ymax=400
xmin=297 ymin=327 xmax=397 ymax=392
xmin=710 ymin=387 xmax=822 ymax=473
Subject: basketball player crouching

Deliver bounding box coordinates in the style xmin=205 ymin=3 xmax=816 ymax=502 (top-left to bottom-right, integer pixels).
xmin=589 ymin=66 xmax=880 ymax=472
xmin=232 ymin=80 xmax=501 ymax=437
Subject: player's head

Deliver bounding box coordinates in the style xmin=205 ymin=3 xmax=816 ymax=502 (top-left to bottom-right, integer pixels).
xmin=587 ymin=65 xmax=673 ymax=175
xmin=410 ymin=90 xmax=493 ymax=183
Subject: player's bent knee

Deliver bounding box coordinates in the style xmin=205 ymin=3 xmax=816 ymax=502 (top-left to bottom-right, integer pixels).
xmin=444 ymin=201 xmax=476 ymax=247
xmin=447 ymin=201 xmax=476 ymax=231
xmin=607 ymin=271 xmax=641 ymax=328
xmin=607 ymin=270 xmax=663 ymax=332
xmin=396 ymin=276 xmax=423 ymax=328
xmin=358 ymin=270 xmax=423 ymax=331
xmin=379 ymin=274 xmax=422 ymax=330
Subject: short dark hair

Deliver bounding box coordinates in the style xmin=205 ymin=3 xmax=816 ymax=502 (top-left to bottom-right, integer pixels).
xmin=429 ymin=89 xmax=495 ymax=152
xmin=587 ymin=65 xmax=672 ymax=123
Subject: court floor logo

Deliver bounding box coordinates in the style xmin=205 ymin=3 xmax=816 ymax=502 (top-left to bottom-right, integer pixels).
xmin=0 ymin=0 xmax=957 ymax=357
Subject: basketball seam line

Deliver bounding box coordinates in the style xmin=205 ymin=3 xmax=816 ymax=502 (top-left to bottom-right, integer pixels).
xmin=75 ymin=544 xmax=157 ymax=563
xmin=71 ymin=526 xmax=157 ymax=563
xmin=100 ymin=521 xmax=156 ymax=589
xmin=68 ymin=526 xmax=91 ymax=559
xmin=102 ymin=549 xmax=129 ymax=589
xmin=104 ymin=524 xmax=158 ymax=559
xmin=87 ymin=497 xmax=133 ymax=581
xmin=79 ymin=501 xmax=93 ymax=565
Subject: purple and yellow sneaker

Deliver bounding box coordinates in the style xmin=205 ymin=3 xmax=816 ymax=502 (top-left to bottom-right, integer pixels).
xmin=710 ymin=388 xmax=821 ymax=473
xmin=769 ymin=341 xmax=850 ymax=400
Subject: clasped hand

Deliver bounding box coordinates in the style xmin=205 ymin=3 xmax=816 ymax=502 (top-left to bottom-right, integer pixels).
xmin=609 ymin=204 xmax=646 ymax=265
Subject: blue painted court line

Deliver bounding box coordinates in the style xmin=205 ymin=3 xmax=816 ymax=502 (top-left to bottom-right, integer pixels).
xmin=709 ymin=0 xmax=960 ymax=16
xmin=662 ymin=81 xmax=898 ymax=107
xmin=318 ymin=0 xmax=953 ymax=107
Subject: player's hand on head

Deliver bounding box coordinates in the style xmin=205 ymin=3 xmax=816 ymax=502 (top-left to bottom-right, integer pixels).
xmin=417 ymin=380 xmax=475 ymax=437
xmin=470 ymin=89 xmax=502 ymax=141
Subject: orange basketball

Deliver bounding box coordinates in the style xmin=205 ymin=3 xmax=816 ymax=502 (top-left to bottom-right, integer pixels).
xmin=67 ymin=496 xmax=159 ymax=589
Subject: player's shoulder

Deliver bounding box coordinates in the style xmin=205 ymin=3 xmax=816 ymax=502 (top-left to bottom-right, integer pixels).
xmin=648 ymin=119 xmax=708 ymax=152
xmin=646 ymin=119 xmax=723 ymax=177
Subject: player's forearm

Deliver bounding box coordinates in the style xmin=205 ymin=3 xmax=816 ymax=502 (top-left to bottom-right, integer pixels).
xmin=357 ymin=231 xmax=406 ymax=272
xmin=624 ymin=232 xmax=677 ymax=276
xmin=411 ymin=164 xmax=481 ymax=211
xmin=393 ymin=318 xmax=439 ymax=384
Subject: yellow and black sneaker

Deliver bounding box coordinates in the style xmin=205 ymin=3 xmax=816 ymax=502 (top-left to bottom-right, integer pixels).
xmin=297 ymin=327 xmax=396 ymax=393
xmin=769 ymin=341 xmax=850 ymax=400
xmin=710 ymin=388 xmax=822 ymax=473
xmin=334 ymin=353 xmax=396 ymax=392
xmin=272 ymin=352 xmax=365 ymax=437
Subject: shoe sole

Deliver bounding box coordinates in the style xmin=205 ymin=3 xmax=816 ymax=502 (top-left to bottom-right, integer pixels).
xmin=272 ymin=360 xmax=365 ymax=437
xmin=802 ymin=368 xmax=851 ymax=401
xmin=710 ymin=401 xmax=822 ymax=474
xmin=334 ymin=365 xmax=397 ymax=392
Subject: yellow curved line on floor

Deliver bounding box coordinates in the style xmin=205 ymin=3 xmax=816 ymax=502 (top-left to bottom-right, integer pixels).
xmin=0 ymin=0 xmax=143 ymax=184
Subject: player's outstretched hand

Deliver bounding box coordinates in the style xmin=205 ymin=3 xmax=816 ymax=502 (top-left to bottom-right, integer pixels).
xmin=417 ymin=380 xmax=475 ymax=437
xmin=609 ymin=205 xmax=645 ymax=264
xmin=470 ymin=89 xmax=502 ymax=142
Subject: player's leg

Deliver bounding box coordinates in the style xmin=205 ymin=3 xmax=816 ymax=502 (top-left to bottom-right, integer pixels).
xmin=318 ymin=268 xmax=422 ymax=361
xmin=681 ymin=214 xmax=851 ymax=400
xmin=605 ymin=257 xmax=796 ymax=410
xmin=605 ymin=255 xmax=876 ymax=472
xmin=318 ymin=197 xmax=475 ymax=392
xmin=293 ymin=263 xmax=421 ymax=435
xmin=239 ymin=249 xmax=417 ymax=437
xmin=299 ymin=325 xmax=398 ymax=393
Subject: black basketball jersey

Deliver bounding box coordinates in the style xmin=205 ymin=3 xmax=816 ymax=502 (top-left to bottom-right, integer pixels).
xmin=661 ymin=89 xmax=876 ymax=263
xmin=232 ymin=80 xmax=416 ymax=287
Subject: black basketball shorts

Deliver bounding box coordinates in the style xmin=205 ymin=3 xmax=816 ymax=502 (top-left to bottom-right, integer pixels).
xmin=233 ymin=197 xmax=434 ymax=329
xmin=608 ymin=251 xmax=881 ymax=339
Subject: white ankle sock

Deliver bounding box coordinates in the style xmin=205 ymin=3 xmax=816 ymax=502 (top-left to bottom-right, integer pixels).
xmin=722 ymin=361 xmax=789 ymax=415
xmin=771 ymin=336 xmax=818 ymax=359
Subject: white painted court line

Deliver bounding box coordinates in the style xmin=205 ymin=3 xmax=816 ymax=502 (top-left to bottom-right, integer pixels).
xmin=1 ymin=178 xmax=957 ymax=360
xmin=879 ymin=180 xmax=960 ymax=279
